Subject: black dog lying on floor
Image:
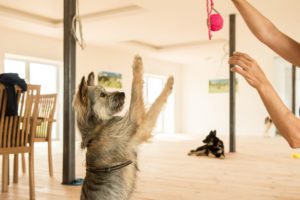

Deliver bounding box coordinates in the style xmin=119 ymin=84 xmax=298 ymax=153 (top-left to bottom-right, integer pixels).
xmin=188 ymin=130 xmax=225 ymax=159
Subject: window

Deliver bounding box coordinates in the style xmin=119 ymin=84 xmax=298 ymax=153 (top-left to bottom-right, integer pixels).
xmin=4 ymin=59 xmax=26 ymax=79
xmin=144 ymin=74 xmax=175 ymax=134
xmin=274 ymin=57 xmax=294 ymax=108
xmin=4 ymin=54 xmax=62 ymax=140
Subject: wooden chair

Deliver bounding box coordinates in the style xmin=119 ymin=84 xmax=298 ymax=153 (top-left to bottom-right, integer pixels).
xmin=21 ymin=94 xmax=57 ymax=177
xmin=0 ymin=84 xmax=40 ymax=200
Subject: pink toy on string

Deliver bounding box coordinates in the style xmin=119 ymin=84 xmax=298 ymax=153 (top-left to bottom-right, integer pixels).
xmin=207 ymin=0 xmax=224 ymax=40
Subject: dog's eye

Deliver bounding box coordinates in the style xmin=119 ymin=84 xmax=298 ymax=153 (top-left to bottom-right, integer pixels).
xmin=100 ymin=92 xmax=106 ymax=98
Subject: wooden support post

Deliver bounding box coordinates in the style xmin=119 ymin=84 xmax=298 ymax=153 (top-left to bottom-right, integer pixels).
xmin=229 ymin=14 xmax=236 ymax=153
xmin=62 ymin=0 xmax=76 ymax=184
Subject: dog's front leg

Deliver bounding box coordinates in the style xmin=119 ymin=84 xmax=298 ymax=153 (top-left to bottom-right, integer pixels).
xmin=128 ymin=55 xmax=146 ymax=124
xmin=132 ymin=76 xmax=174 ymax=144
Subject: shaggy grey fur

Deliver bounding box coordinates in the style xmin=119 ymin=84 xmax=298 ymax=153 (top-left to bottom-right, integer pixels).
xmin=73 ymin=55 xmax=174 ymax=200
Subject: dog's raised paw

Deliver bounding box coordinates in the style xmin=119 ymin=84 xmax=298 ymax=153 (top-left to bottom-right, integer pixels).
xmin=133 ymin=55 xmax=143 ymax=74
xmin=134 ymin=54 xmax=142 ymax=61
xmin=166 ymin=76 xmax=174 ymax=90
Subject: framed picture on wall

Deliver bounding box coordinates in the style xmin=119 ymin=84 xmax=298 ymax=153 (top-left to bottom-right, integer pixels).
xmin=98 ymin=71 xmax=122 ymax=89
xmin=209 ymin=78 xmax=238 ymax=93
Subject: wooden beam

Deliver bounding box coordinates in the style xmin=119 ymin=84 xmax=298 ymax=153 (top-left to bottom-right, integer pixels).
xmin=229 ymin=14 xmax=236 ymax=153
xmin=292 ymin=65 xmax=296 ymax=114
xmin=62 ymin=0 xmax=76 ymax=184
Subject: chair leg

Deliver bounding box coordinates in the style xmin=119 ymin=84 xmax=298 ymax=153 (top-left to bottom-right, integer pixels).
xmin=29 ymin=151 xmax=35 ymax=200
xmin=48 ymin=140 xmax=53 ymax=177
xmin=13 ymin=154 xmax=19 ymax=183
xmin=7 ymin=155 xmax=9 ymax=186
xmin=2 ymin=155 xmax=9 ymax=192
xmin=22 ymin=153 xmax=26 ymax=173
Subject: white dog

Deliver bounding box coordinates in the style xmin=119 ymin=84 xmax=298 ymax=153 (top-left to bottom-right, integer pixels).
xmin=264 ymin=116 xmax=273 ymax=138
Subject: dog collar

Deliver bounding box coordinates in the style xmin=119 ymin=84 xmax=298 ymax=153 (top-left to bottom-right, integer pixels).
xmin=86 ymin=160 xmax=133 ymax=174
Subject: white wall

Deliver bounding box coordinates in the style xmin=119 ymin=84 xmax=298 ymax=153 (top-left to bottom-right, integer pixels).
xmin=181 ymin=14 xmax=300 ymax=136
xmin=0 ymin=27 xmax=183 ymax=140
xmin=0 ymin=29 xmax=63 ymax=71
xmin=181 ymin=58 xmax=229 ymax=135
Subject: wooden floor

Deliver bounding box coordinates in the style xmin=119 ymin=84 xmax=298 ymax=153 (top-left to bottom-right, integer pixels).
xmin=1 ymin=134 xmax=300 ymax=200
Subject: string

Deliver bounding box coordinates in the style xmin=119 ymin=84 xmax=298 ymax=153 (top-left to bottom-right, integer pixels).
xmin=207 ymin=0 xmax=214 ymax=40
xmin=72 ymin=0 xmax=87 ymax=50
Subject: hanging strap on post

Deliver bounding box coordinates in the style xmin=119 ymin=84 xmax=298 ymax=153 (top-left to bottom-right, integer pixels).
xmin=206 ymin=0 xmax=214 ymax=40
xmin=72 ymin=0 xmax=86 ymax=50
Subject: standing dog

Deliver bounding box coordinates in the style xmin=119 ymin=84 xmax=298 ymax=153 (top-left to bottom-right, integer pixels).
xmin=73 ymin=55 xmax=174 ymax=200
xmin=188 ymin=130 xmax=225 ymax=159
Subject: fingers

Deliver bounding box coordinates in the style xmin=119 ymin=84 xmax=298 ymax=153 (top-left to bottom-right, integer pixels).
xmin=229 ymin=52 xmax=253 ymax=81
xmin=229 ymin=57 xmax=250 ymax=70
xmin=229 ymin=55 xmax=251 ymax=71
xmin=232 ymin=52 xmax=254 ymax=62
xmin=228 ymin=52 xmax=269 ymax=89
xmin=228 ymin=51 xmax=258 ymax=71
xmin=231 ymin=66 xmax=249 ymax=78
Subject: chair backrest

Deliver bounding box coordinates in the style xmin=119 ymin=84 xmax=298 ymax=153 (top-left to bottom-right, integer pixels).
xmin=0 ymin=84 xmax=40 ymax=150
xmin=35 ymin=94 xmax=57 ymax=139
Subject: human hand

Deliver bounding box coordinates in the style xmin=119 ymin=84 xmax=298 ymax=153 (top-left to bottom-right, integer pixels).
xmin=228 ymin=52 xmax=270 ymax=90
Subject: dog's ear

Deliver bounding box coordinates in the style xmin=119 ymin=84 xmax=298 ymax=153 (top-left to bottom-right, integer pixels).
xmin=79 ymin=76 xmax=88 ymax=105
xmin=211 ymin=130 xmax=216 ymax=136
xmin=87 ymin=72 xmax=95 ymax=86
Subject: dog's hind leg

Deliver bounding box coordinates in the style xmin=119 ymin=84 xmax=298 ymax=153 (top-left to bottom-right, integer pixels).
xmin=188 ymin=150 xmax=196 ymax=156
xmin=195 ymin=145 xmax=207 ymax=152
xmin=133 ymin=76 xmax=174 ymax=144
xmin=128 ymin=55 xmax=146 ymax=125
xmin=188 ymin=146 xmax=208 ymax=156
xmin=188 ymin=148 xmax=206 ymax=156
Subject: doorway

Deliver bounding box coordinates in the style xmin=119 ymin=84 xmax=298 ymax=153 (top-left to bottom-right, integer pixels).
xmin=143 ymin=74 xmax=175 ymax=134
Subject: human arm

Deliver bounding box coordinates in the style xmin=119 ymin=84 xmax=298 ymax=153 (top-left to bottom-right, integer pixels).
xmin=231 ymin=0 xmax=300 ymax=67
xmin=229 ymin=52 xmax=300 ymax=148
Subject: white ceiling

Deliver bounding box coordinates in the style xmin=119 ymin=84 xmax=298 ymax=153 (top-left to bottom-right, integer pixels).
xmin=0 ymin=0 xmax=300 ymax=64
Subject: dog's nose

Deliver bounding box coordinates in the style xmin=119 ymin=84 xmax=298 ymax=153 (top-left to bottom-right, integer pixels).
xmin=118 ymin=92 xmax=125 ymax=98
